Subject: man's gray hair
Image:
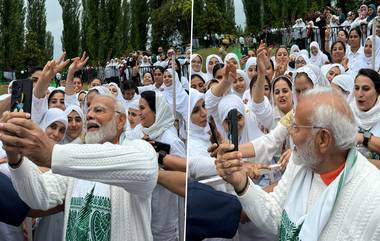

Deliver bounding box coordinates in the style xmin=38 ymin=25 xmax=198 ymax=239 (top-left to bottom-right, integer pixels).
xmin=96 ymin=91 xmax=126 ymax=114
xmin=303 ymin=87 xmax=357 ymax=150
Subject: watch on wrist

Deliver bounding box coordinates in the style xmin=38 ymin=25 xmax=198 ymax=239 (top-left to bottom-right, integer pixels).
xmin=363 ymin=131 xmax=373 ymax=147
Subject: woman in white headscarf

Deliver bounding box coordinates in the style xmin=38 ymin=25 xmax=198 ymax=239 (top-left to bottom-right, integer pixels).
xmin=63 ymin=105 xmax=84 ymax=144
xmin=39 ymin=108 xmax=68 ymax=144
xmin=244 ymin=57 xmax=257 ymax=80
xmin=188 ymin=88 xmax=219 ymax=179
xmin=125 ymin=97 xmax=144 ymax=140
xmin=232 ymin=70 xmax=250 ymax=99
xmin=309 ymin=41 xmax=329 ymax=67
xmin=205 ymin=54 xmax=223 ymax=82
xmin=224 ymin=53 xmax=241 ymax=69
xmin=295 ymin=53 xmax=310 ymax=69
xmin=191 ymin=54 xmax=207 ymax=80
xmin=162 ymin=68 xmax=189 ymax=125
xmin=107 ymin=82 xmax=128 ymax=110
xmin=357 ymin=36 xmax=380 ymax=72
xmin=350 ymin=69 xmax=380 ymax=161
xmin=331 ymin=74 xmax=355 ymax=103
xmin=321 ymin=63 xmax=345 ymax=82
xmin=33 ymin=107 xmax=68 ymax=241
xmin=289 ymin=44 xmax=300 ymax=56
xmin=139 ymin=91 xmax=186 ymax=241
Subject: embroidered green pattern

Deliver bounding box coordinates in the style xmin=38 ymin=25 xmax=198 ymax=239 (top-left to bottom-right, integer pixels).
xmin=66 ymin=185 xmax=111 ymax=241
xmin=279 ymin=211 xmax=301 ymax=241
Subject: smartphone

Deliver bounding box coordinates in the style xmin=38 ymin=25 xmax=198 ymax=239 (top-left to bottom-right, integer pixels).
xmin=227 ymin=109 xmax=238 ymax=151
xmin=152 ymin=141 xmax=171 ymax=154
xmin=241 ymin=47 xmax=248 ymax=56
xmin=208 ymin=116 xmax=220 ymax=145
xmin=10 ymin=79 xmax=33 ymax=113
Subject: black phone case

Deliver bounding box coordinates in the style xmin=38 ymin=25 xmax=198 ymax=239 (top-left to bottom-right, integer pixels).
xmin=10 ymin=79 xmax=33 ymax=113
xmin=227 ymin=109 xmax=238 ymax=151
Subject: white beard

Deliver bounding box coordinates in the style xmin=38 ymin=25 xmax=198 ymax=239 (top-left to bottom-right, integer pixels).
xmin=85 ymin=117 xmax=118 ymax=144
xmin=292 ymin=135 xmax=323 ymax=170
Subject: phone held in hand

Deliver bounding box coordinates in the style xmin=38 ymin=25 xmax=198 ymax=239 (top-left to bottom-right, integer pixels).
xmin=241 ymin=47 xmax=248 ymax=56
xmin=227 ymin=109 xmax=238 ymax=151
xmin=152 ymin=141 xmax=171 ymax=154
xmin=10 ymin=79 xmax=33 ymax=113
xmin=208 ymin=116 xmax=220 ymax=146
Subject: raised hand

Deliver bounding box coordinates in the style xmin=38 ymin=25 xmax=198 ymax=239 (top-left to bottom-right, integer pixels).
xmin=68 ymin=52 xmax=89 ymax=74
xmin=224 ymin=59 xmax=237 ymax=83
xmin=39 ymin=52 xmax=69 ymax=84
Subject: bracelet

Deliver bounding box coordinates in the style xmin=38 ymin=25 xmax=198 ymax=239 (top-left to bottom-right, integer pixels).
xmin=235 ymin=177 xmax=249 ymax=196
xmin=8 ymin=156 xmax=23 ymax=169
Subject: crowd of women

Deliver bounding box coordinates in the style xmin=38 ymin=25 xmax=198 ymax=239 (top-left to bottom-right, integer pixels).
xmin=189 ymin=15 xmax=380 ymax=238
xmin=0 ymin=48 xmax=189 ymax=241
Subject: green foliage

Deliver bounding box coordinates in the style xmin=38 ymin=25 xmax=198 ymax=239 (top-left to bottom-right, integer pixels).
xmin=59 ymin=0 xmax=80 ymax=59
xmin=130 ymin=0 xmax=148 ymax=50
xmin=24 ymin=0 xmax=48 ymax=67
xmin=26 ymin=0 xmax=46 ymax=49
xmin=150 ymin=0 xmax=191 ymax=52
xmin=0 ymin=0 xmax=25 ymax=70
xmin=193 ymin=0 xmax=236 ymax=37
xmin=45 ymin=31 xmax=54 ymax=59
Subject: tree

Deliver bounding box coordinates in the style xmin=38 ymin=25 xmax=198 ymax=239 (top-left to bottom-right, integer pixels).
xmin=120 ymin=0 xmax=130 ymax=53
xmin=150 ymin=0 xmax=192 ymax=52
xmin=59 ymin=0 xmax=80 ymax=59
xmin=24 ymin=0 xmax=47 ymax=66
xmin=130 ymin=0 xmax=148 ymax=50
xmin=193 ymin=0 xmax=236 ymax=37
xmin=45 ymin=31 xmax=54 ymax=59
xmin=0 ymin=0 xmax=25 ymax=70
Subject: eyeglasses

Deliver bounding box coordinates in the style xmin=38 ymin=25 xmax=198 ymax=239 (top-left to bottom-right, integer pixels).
xmin=290 ymin=123 xmax=324 ymax=132
xmin=88 ymin=105 xmax=121 ymax=115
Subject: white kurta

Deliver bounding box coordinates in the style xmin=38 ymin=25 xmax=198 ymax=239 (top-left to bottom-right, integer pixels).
xmin=239 ymin=152 xmax=380 ymax=240
xmin=9 ymin=138 xmax=158 ymax=241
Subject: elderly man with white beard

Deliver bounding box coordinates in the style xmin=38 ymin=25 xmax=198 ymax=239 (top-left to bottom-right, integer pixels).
xmin=215 ymin=87 xmax=380 ymax=241
xmin=0 ymin=94 xmax=158 ymax=241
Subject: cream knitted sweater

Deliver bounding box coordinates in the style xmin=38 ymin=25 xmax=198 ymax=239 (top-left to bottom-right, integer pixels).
xmin=239 ymin=152 xmax=380 ymax=240
xmin=10 ymin=139 xmax=158 ymax=241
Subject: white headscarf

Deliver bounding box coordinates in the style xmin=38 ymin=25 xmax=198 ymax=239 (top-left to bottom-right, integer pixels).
xmin=321 ymin=64 xmax=345 ymax=81
xmin=295 ymin=54 xmax=310 ymax=67
xmin=128 ymin=96 xmax=140 ymax=111
xmin=189 ymin=88 xmax=209 ymax=144
xmin=63 ymin=105 xmax=84 ymax=144
xmin=224 ymin=53 xmax=241 ymax=69
xmin=293 ymin=65 xmax=330 ymax=105
xmin=290 ymin=45 xmax=300 ymax=56
xmin=299 ymin=49 xmax=309 ymax=58
xmin=331 ymin=74 xmax=355 ymax=102
xmin=39 ymin=108 xmax=68 ymax=143
xmin=191 ymin=53 xmax=206 ymax=79
xmin=309 ymin=41 xmax=328 ymax=67
xmin=162 ymin=68 xmax=189 ymax=121
xmin=232 ymin=70 xmax=250 ymax=99
xmin=141 ymin=91 xmax=175 ymax=140
xmin=244 ymin=57 xmax=257 ymax=73
xmin=360 ymin=36 xmax=380 ymax=71
xmin=205 ymin=54 xmax=223 ymax=82
xmin=351 ymin=96 xmax=380 ymax=131
xmin=65 ymin=105 xmax=84 ymax=122
xmin=107 ymin=82 xmax=128 ymax=110
xmin=217 ymin=94 xmax=263 ymax=144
